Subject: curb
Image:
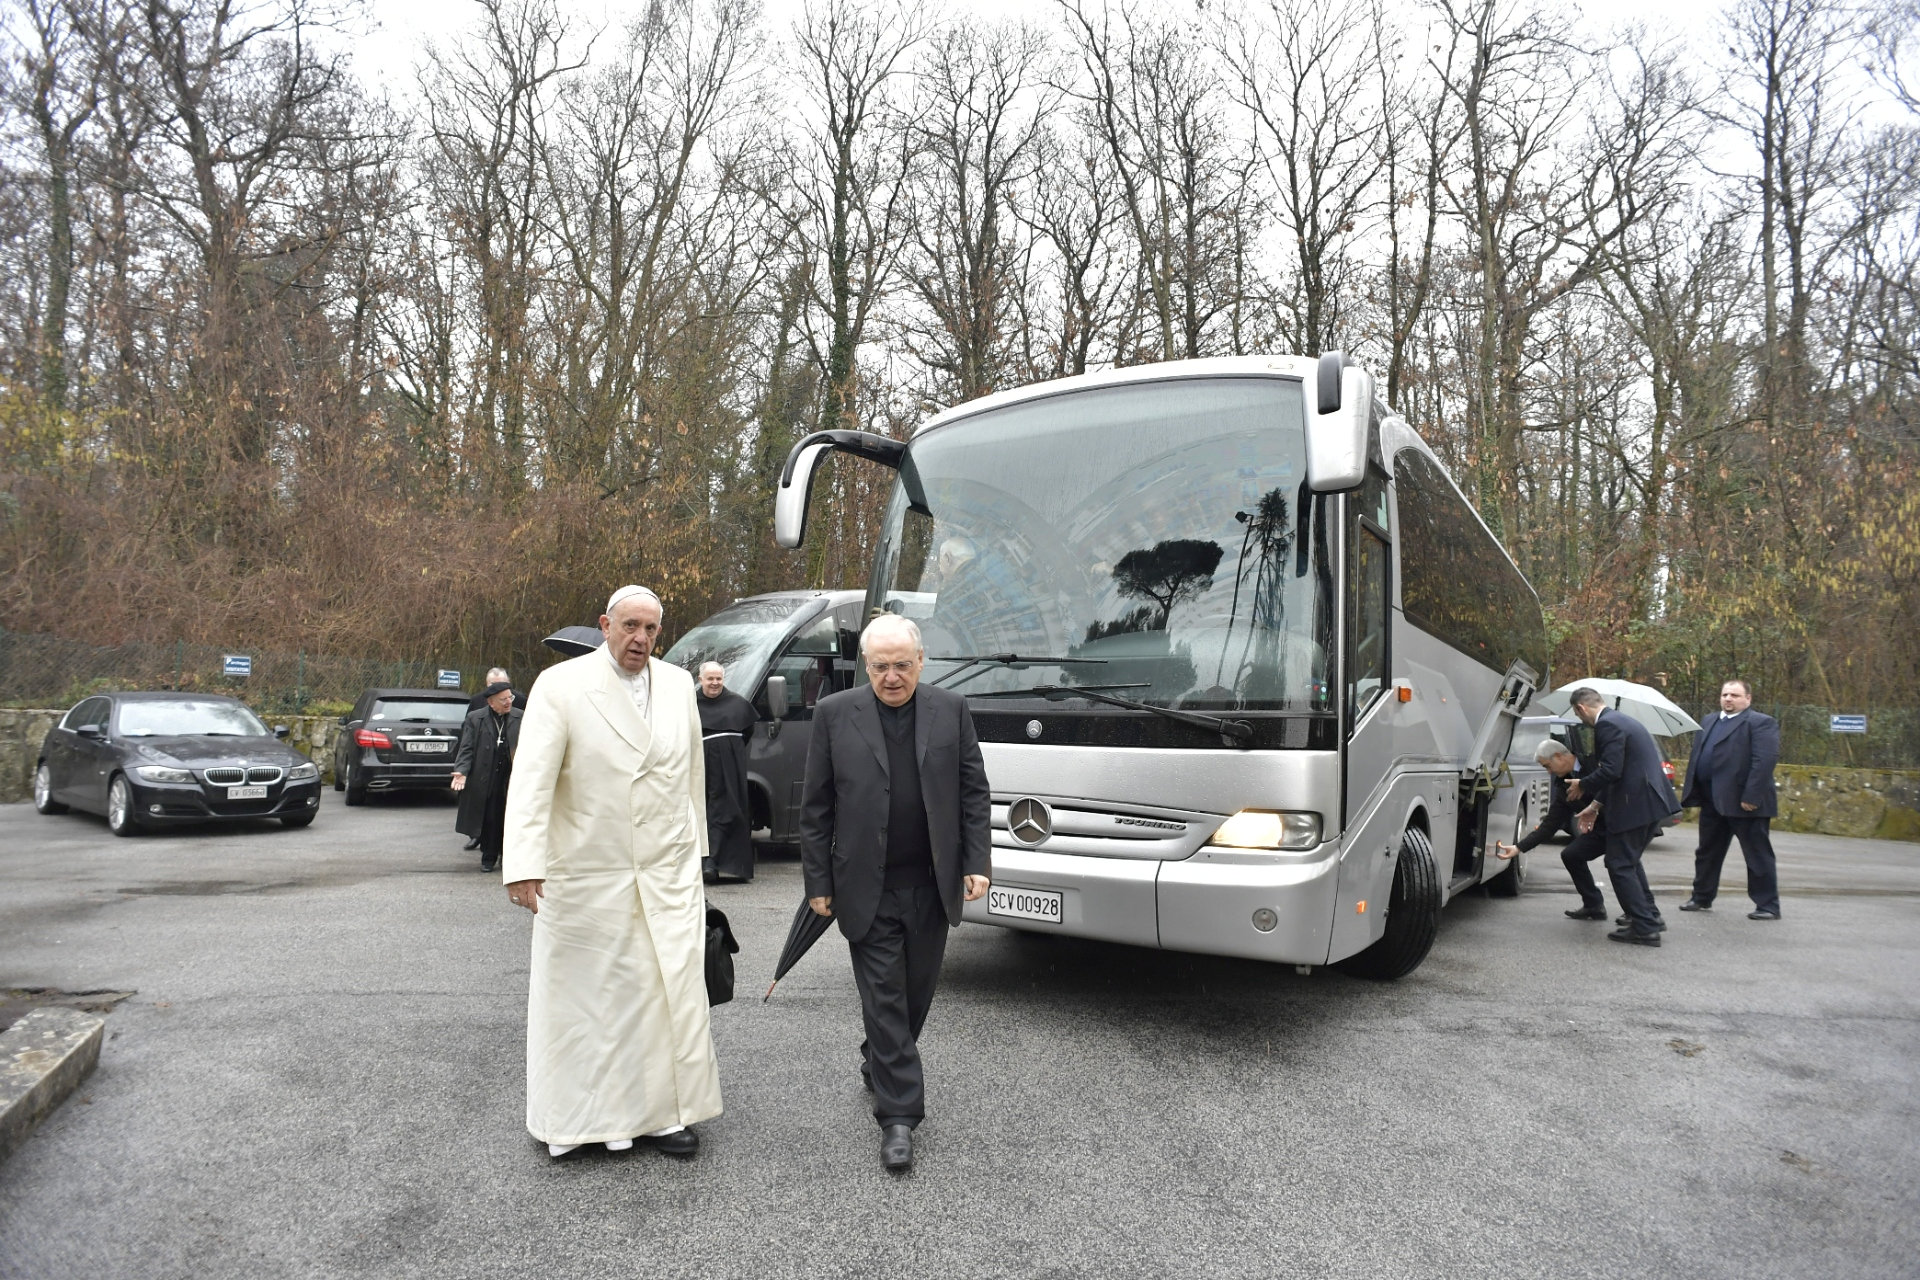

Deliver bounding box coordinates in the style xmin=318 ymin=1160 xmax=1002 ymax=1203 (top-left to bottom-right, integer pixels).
xmin=0 ymin=1006 xmax=105 ymax=1163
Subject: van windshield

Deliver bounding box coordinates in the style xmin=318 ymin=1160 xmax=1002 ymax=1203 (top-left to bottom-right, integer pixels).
xmin=871 ymin=377 xmax=1335 ymax=715
xmin=663 ymin=597 xmax=813 ymax=693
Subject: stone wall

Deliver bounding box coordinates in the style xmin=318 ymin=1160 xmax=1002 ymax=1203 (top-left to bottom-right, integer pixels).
xmin=0 ymin=710 xmax=345 ymax=804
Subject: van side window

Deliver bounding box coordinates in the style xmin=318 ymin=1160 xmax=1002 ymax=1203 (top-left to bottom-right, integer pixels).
xmin=1393 ymin=448 xmax=1546 ymax=677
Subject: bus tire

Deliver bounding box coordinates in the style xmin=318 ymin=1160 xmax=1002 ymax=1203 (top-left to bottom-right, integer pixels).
xmin=1484 ymin=798 xmax=1527 ymax=898
xmin=1337 ymin=826 xmax=1441 ymax=981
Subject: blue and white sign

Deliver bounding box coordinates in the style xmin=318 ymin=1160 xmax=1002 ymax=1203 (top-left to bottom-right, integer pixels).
xmin=223 ymin=654 xmax=252 ymax=677
xmin=437 ymin=669 xmax=461 ymax=689
xmin=1831 ymin=714 xmax=1868 ymax=734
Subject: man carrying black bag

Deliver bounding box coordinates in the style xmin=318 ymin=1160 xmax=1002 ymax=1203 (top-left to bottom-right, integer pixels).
xmin=799 ymin=614 xmax=992 ymax=1172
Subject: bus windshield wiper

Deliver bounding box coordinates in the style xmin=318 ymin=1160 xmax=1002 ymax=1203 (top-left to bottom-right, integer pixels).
xmin=926 ymin=654 xmax=1105 ymax=690
xmin=968 ymin=684 xmax=1255 ymax=748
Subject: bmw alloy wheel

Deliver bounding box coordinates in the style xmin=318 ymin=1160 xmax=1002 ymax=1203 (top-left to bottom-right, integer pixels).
xmin=33 ymin=763 xmax=67 ymax=815
xmin=107 ymin=775 xmax=139 ymax=836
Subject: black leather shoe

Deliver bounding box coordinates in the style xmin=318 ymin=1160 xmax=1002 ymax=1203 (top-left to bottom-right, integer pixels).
xmin=1747 ymin=909 xmax=1781 ymax=920
xmin=881 ymin=1124 xmax=912 ymax=1171
xmin=1615 ymin=915 xmax=1667 ymax=931
xmin=480 ymin=861 xmax=498 ymax=874
xmin=463 ymin=838 xmax=482 ymax=851
xmin=1678 ymin=899 xmax=1710 ymax=911
xmin=1608 ymin=927 xmax=1662 ymax=947
xmin=644 ymin=1129 xmax=699 ymax=1158
xmin=1565 ymin=907 xmax=1609 ymax=920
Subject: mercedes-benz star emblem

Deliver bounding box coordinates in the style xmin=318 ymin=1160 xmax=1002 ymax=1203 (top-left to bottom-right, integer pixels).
xmin=1008 ymin=797 xmax=1053 ymax=846
xmin=1025 ymin=719 xmax=1042 ymax=739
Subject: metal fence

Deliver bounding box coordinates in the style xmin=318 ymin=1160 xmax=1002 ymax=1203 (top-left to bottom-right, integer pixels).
xmin=0 ymin=628 xmax=494 ymax=714
xmin=1666 ymin=704 xmax=1919 ymax=771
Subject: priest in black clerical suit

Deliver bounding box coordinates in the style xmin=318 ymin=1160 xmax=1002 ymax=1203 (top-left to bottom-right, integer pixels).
xmin=799 ymin=613 xmax=992 ymax=1172
xmin=696 ymin=661 xmax=758 ymax=883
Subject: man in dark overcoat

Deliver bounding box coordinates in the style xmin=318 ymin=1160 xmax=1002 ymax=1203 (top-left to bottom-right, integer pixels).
xmin=799 ymin=613 xmax=991 ymax=1172
xmin=453 ymin=680 xmax=522 ymax=873
xmin=1565 ymin=687 xmax=1681 ymax=946
xmin=1678 ymin=678 xmax=1782 ymax=920
xmin=696 ymin=661 xmax=758 ymax=883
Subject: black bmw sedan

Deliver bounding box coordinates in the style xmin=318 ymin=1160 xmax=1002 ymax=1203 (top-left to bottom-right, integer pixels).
xmin=34 ymin=692 xmax=322 ymax=836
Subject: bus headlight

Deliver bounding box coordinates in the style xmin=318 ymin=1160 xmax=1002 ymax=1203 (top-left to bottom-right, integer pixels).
xmin=1210 ymin=810 xmax=1322 ymax=850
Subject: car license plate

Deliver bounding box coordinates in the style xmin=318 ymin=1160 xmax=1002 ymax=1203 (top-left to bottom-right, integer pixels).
xmin=404 ymin=740 xmax=450 ymax=753
xmin=988 ymin=885 xmax=1063 ymax=924
xmin=226 ymin=785 xmax=268 ymax=800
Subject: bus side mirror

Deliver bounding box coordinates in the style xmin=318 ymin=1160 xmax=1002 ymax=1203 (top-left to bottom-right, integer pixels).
xmin=764 ymin=675 xmax=789 ymax=722
xmin=776 ymin=431 xmax=909 ymax=548
xmin=1307 ymin=351 xmax=1374 ymax=493
xmin=775 ymin=441 xmax=835 ymax=548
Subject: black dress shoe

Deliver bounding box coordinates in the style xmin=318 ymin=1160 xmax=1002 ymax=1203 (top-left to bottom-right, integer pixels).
xmin=1615 ymin=915 xmax=1667 ymax=931
xmin=463 ymin=838 xmax=482 ymax=851
xmin=1678 ymin=899 xmax=1710 ymax=911
xmin=1565 ymin=907 xmax=1609 ymax=920
xmin=1747 ymin=909 xmax=1781 ymax=920
xmin=1608 ymin=927 xmax=1662 ymax=947
xmin=643 ymin=1128 xmax=699 ymax=1157
xmin=880 ymin=1124 xmax=912 ymax=1171
xmin=480 ymin=861 xmax=498 ymax=874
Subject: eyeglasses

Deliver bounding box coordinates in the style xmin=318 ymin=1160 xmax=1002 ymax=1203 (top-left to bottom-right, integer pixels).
xmin=865 ymin=660 xmax=918 ymax=676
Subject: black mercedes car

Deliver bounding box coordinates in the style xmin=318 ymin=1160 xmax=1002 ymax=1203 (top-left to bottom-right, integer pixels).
xmin=34 ymin=692 xmax=322 ymax=835
xmin=332 ymin=688 xmax=471 ymax=804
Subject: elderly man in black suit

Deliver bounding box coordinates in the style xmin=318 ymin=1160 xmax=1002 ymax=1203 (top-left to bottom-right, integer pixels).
xmin=800 ymin=613 xmax=992 ymax=1172
xmin=1497 ymin=739 xmax=1614 ymax=920
xmin=1678 ymin=678 xmax=1782 ymax=920
xmin=1565 ymin=687 xmax=1681 ymax=947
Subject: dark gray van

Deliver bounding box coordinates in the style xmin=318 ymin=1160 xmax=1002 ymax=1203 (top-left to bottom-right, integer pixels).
xmin=662 ymin=589 xmax=867 ymax=853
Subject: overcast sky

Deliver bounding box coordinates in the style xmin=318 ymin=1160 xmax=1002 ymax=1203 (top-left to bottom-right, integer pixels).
xmin=344 ymin=0 xmax=1736 ymax=105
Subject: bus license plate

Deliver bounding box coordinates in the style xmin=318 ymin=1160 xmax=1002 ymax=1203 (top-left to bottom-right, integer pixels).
xmin=988 ymin=886 xmax=1063 ymax=924
xmin=226 ymin=785 xmax=268 ymax=800
xmin=404 ymin=740 xmax=449 ymax=753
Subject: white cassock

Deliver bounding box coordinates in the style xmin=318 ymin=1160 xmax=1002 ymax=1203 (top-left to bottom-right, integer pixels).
xmin=502 ymin=649 xmax=723 ymax=1144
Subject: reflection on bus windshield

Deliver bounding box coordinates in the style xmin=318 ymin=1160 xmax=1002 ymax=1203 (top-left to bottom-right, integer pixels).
xmin=876 ymin=378 xmax=1334 ymax=713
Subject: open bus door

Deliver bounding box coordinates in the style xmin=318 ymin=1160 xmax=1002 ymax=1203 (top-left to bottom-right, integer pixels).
xmin=1453 ymin=660 xmax=1541 ymax=890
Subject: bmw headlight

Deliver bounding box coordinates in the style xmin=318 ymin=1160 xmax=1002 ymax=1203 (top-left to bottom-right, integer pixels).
xmin=286 ymin=763 xmax=319 ymax=781
xmin=1210 ymin=810 xmax=1322 ymax=850
xmin=133 ymin=765 xmax=194 ymax=784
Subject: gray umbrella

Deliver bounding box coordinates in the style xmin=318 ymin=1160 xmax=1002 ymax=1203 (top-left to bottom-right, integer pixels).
xmin=542 ymin=625 xmax=604 ymax=657
xmin=1536 ymin=678 xmax=1702 ymax=738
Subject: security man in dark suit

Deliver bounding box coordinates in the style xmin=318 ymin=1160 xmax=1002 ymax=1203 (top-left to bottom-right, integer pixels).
xmin=800 ymin=613 xmax=992 ymax=1171
xmin=1678 ymin=678 xmax=1782 ymax=920
xmin=1497 ymin=739 xmax=1613 ymax=920
xmin=1565 ymin=687 xmax=1680 ymax=946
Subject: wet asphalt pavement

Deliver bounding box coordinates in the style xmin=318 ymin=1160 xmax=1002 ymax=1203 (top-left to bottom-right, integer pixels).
xmin=1 ymin=795 xmax=1917 ymax=1279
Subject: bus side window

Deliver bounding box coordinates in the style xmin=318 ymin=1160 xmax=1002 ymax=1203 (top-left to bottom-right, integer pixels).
xmin=1347 ymin=470 xmax=1391 ymax=726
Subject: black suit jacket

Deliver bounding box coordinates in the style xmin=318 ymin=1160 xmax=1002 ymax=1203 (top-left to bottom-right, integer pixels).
xmin=1516 ymin=769 xmax=1608 ymax=852
xmin=1579 ymin=708 xmax=1680 ymax=832
xmin=1679 ymin=710 xmax=1780 ymax=818
xmin=799 ymin=684 xmax=992 ymax=944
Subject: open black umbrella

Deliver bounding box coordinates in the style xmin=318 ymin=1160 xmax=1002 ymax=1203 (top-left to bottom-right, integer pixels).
xmin=542 ymin=625 xmax=604 ymax=657
xmin=763 ymin=898 xmax=835 ymax=1002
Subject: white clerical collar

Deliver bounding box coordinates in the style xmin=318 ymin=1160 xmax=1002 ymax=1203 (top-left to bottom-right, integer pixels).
xmin=604 ymin=645 xmax=652 ymax=711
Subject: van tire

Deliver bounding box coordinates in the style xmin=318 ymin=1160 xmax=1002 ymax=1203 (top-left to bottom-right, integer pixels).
xmin=1337 ymin=826 xmax=1441 ymax=980
xmin=1484 ymin=798 xmax=1527 ymax=898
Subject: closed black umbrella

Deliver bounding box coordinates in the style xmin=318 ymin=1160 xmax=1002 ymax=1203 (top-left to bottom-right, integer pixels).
xmin=542 ymin=625 xmax=604 ymax=657
xmin=763 ymin=898 xmax=835 ymax=1002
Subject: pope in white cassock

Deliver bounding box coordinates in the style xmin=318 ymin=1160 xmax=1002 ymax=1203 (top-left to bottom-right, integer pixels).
xmin=502 ymin=585 xmax=723 ymax=1159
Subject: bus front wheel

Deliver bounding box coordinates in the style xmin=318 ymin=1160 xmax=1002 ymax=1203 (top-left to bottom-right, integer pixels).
xmin=1337 ymin=826 xmax=1441 ymax=981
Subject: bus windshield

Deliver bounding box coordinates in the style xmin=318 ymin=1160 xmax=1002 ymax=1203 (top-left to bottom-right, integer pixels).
xmin=873 ymin=377 xmax=1334 ymax=715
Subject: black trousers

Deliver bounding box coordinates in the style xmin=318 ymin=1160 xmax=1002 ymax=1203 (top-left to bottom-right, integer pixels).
xmin=1560 ymin=829 xmax=1609 ymax=911
xmin=848 ymin=883 xmax=949 ymax=1129
xmin=1604 ymin=821 xmax=1664 ymax=936
xmin=1692 ymin=805 xmax=1779 ymax=914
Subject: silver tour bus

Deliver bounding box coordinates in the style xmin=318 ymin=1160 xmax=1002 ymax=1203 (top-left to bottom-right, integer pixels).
xmin=774 ymin=355 xmax=1551 ymax=978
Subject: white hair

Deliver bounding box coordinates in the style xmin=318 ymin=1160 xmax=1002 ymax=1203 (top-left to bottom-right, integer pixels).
xmin=861 ymin=612 xmax=924 ymax=655
xmin=486 ymin=667 xmax=510 ymax=683
xmin=605 ymin=584 xmax=663 ymax=620
xmin=1536 ymin=739 xmax=1576 ymax=765
xmin=698 ymin=661 xmax=725 ymax=676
